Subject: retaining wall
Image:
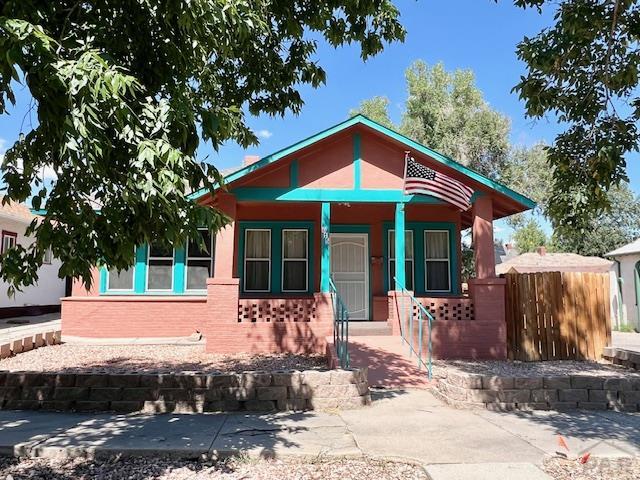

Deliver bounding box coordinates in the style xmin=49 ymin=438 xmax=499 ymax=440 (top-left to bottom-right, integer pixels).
xmin=0 ymin=368 xmax=370 ymax=413
xmin=603 ymin=347 xmax=640 ymax=370
xmin=435 ymin=369 xmax=640 ymax=412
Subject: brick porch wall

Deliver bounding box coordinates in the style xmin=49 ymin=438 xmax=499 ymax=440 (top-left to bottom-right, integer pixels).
xmin=62 ymin=297 xmax=207 ymax=338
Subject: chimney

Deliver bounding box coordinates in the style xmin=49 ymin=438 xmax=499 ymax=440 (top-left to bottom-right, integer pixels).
xmin=537 ymin=246 xmax=547 ymax=256
xmin=243 ymin=155 xmax=261 ymax=167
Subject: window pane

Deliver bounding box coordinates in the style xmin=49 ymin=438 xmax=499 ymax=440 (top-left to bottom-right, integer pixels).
xmin=283 ymin=261 xmax=306 ymax=291
xmin=43 ymin=248 xmax=52 ymax=264
xmin=283 ymin=230 xmax=307 ymax=259
xmin=108 ymin=268 xmax=133 ymax=290
xmin=389 ymin=230 xmax=413 ymax=259
xmin=389 ymin=260 xmax=414 ymax=290
xmin=149 ymin=244 xmax=173 ymax=258
xmin=148 ymin=259 xmax=173 ymax=290
xmin=426 ymin=231 xmax=448 ymax=259
xmin=245 ymin=260 xmax=269 ymax=291
xmin=188 ymin=229 xmax=212 ymax=258
xmin=246 ymin=230 xmax=270 ymax=258
xmin=426 ymin=261 xmax=449 ymax=291
xmin=186 ymin=259 xmax=210 ymax=290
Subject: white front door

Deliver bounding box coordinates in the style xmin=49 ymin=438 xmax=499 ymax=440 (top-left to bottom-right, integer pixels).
xmin=330 ymin=233 xmax=369 ymax=320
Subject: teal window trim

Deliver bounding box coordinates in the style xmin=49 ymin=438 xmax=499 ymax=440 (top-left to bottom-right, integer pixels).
xmin=99 ymin=243 xmax=210 ymax=296
xmin=383 ymin=221 xmax=460 ymax=295
xmin=353 ymin=133 xmax=361 ymax=190
xmin=238 ymin=221 xmax=315 ymax=296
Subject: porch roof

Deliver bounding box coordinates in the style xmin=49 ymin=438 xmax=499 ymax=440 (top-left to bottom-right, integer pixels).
xmin=190 ymin=115 xmax=535 ymax=220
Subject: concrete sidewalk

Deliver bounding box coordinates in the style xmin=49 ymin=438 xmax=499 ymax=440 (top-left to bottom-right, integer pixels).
xmin=1 ymin=389 xmax=638 ymax=477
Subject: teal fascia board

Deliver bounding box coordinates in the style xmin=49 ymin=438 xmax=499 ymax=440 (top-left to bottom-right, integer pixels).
xmin=237 ymin=221 xmax=315 ymax=295
xmin=383 ymin=221 xmax=460 ymax=296
xmin=232 ymin=187 xmax=446 ymax=204
xmin=189 ymin=114 xmax=535 ymax=210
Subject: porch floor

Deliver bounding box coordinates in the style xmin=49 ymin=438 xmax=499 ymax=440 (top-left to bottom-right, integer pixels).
xmin=348 ymin=335 xmax=433 ymax=389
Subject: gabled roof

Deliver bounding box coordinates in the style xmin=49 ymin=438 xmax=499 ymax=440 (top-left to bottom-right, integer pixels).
xmin=0 ymin=196 xmax=38 ymax=224
xmin=607 ymin=238 xmax=640 ymax=257
xmin=495 ymin=252 xmax=613 ymax=275
xmin=191 ymin=114 xmax=536 ymax=210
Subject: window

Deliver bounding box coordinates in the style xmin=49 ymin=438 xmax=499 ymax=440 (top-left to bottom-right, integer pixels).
xmin=186 ymin=228 xmax=214 ymax=291
xmin=282 ymin=229 xmax=308 ymax=292
xmin=388 ymin=230 xmax=414 ymax=290
xmin=43 ymin=248 xmax=52 ymax=264
xmin=425 ymin=230 xmax=450 ymax=292
xmin=1 ymin=231 xmax=17 ymax=253
xmin=244 ymin=229 xmax=271 ymax=292
xmin=107 ymin=267 xmax=134 ymax=291
xmin=146 ymin=244 xmax=174 ymax=291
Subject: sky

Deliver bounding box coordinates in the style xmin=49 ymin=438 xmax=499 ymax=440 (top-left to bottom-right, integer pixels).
xmin=0 ymin=0 xmax=639 ymax=241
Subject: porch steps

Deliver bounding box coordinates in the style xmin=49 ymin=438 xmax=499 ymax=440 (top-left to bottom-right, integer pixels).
xmin=349 ymin=322 xmax=392 ymax=337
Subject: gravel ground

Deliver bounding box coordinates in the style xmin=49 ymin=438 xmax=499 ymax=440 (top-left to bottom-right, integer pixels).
xmin=433 ymin=359 xmax=640 ymax=379
xmin=0 ymin=456 xmax=427 ymax=480
xmin=0 ymin=344 xmax=326 ymax=373
xmin=543 ymin=457 xmax=640 ymax=480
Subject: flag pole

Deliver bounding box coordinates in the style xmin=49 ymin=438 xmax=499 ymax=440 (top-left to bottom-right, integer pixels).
xmin=403 ymin=151 xmax=410 ymax=199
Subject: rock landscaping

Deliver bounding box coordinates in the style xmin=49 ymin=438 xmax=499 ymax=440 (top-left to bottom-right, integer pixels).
xmin=433 ymin=360 xmax=640 ymax=412
xmin=0 ymin=456 xmax=428 ymax=480
xmin=0 ymin=368 xmax=370 ymax=413
xmin=0 ymin=345 xmax=327 ymax=373
xmin=543 ymin=457 xmax=640 ymax=480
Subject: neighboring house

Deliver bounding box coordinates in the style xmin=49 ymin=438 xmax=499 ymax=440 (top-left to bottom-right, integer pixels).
xmin=607 ymin=239 xmax=640 ymax=331
xmin=495 ymin=247 xmax=614 ymax=275
xmin=0 ymin=198 xmax=67 ymax=318
xmin=65 ymin=115 xmax=535 ymax=358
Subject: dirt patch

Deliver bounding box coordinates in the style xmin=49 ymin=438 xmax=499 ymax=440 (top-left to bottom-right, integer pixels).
xmin=433 ymin=359 xmax=640 ymax=379
xmin=0 ymin=456 xmax=427 ymax=480
xmin=0 ymin=344 xmax=326 ymax=373
xmin=543 ymin=456 xmax=640 ymax=480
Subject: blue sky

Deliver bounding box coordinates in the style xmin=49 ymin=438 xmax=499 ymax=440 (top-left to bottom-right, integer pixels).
xmin=0 ymin=0 xmax=638 ymax=240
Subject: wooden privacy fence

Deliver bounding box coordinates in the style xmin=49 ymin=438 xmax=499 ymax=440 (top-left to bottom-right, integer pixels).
xmin=505 ymin=272 xmax=611 ymax=361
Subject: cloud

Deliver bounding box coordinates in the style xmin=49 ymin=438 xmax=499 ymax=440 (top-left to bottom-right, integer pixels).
xmin=256 ymin=129 xmax=273 ymax=139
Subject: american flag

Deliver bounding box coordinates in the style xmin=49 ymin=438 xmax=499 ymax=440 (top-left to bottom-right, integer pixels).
xmin=403 ymin=156 xmax=473 ymax=211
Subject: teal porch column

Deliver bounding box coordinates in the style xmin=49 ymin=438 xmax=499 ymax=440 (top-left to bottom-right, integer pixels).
xmin=320 ymin=202 xmax=331 ymax=292
xmin=394 ymin=202 xmax=406 ymax=290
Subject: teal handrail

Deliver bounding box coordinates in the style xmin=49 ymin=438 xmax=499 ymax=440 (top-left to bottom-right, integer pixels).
xmin=329 ymin=278 xmax=350 ymax=368
xmin=394 ymin=277 xmax=434 ymax=380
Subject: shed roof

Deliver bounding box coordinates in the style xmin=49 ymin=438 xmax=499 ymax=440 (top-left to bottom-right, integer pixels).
xmin=606 ymin=238 xmax=640 ymax=257
xmin=495 ymin=252 xmax=613 ymax=275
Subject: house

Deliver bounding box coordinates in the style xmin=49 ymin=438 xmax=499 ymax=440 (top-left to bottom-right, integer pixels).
xmin=607 ymin=239 xmax=640 ymax=331
xmin=495 ymin=246 xmax=614 ymax=275
xmin=64 ymin=115 xmax=535 ymax=358
xmin=0 ymin=198 xmax=67 ymax=318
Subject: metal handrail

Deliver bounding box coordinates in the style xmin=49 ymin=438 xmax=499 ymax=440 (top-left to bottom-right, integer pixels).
xmin=393 ymin=277 xmax=435 ymax=379
xmin=329 ymin=278 xmax=350 ymax=368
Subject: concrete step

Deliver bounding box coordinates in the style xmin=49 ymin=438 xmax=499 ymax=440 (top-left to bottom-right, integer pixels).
xmin=348 ymin=322 xmax=392 ymax=336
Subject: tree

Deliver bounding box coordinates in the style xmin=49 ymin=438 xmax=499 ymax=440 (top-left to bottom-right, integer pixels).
xmin=513 ymin=0 xmax=640 ymax=231
xmin=551 ymin=183 xmax=640 ymax=257
xmin=512 ymin=217 xmax=548 ymax=253
xmin=501 ymin=143 xmax=553 ymax=230
xmin=351 ymin=61 xmax=511 ymax=179
xmin=349 ymin=96 xmax=395 ymax=129
xmin=0 ymin=1 xmax=405 ymax=292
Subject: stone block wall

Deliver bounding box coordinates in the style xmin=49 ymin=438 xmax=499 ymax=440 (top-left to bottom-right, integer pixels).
xmin=603 ymin=347 xmax=640 ymax=371
xmin=435 ymin=369 xmax=640 ymax=412
xmin=0 ymin=330 xmax=61 ymax=359
xmin=0 ymin=368 xmax=370 ymax=413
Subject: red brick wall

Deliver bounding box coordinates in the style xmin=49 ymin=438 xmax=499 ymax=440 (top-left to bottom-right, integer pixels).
xmin=62 ymin=297 xmax=207 ymax=338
